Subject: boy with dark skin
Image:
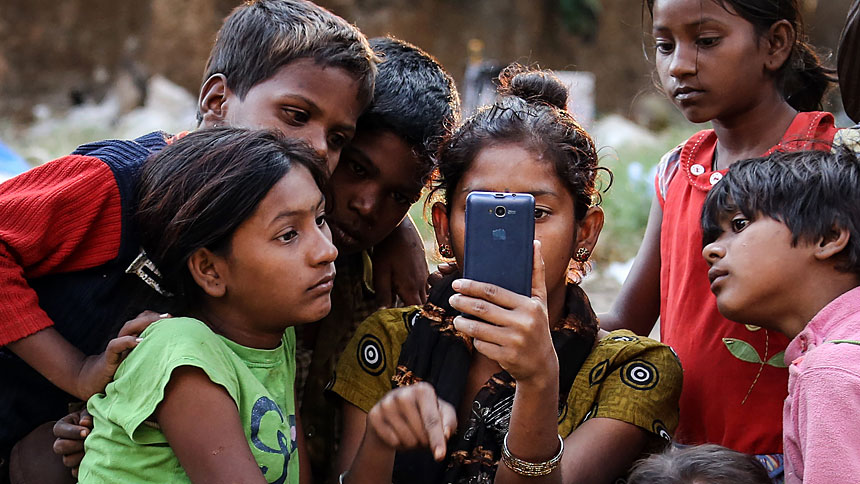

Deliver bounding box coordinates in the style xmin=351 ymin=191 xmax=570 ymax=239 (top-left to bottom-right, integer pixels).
xmin=0 ymin=2 xmax=431 ymax=482
xmin=299 ymin=37 xmax=460 ymax=483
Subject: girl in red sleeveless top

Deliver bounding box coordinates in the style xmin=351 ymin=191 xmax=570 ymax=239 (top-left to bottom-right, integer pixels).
xmin=600 ymin=1 xmax=850 ymax=480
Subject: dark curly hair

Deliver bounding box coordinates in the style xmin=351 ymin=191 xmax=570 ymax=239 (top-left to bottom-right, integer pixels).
xmin=432 ymin=63 xmax=609 ymax=222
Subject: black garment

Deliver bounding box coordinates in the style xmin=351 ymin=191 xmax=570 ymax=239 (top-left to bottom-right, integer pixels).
xmin=0 ymin=132 xmax=169 ymax=451
xmin=391 ymin=274 xmax=599 ymax=484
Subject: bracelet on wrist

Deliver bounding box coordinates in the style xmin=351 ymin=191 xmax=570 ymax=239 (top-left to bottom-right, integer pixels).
xmin=501 ymin=433 xmax=564 ymax=477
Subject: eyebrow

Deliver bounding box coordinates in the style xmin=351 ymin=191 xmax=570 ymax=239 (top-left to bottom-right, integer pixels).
xmin=459 ymin=187 xmax=560 ymax=199
xmin=269 ymin=194 xmax=326 ymax=227
xmin=344 ymin=145 xmax=380 ymax=177
xmin=653 ymin=17 xmax=725 ymax=32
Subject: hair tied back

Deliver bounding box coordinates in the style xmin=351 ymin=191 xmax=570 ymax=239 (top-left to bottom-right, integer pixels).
xmin=498 ymin=64 xmax=569 ymax=111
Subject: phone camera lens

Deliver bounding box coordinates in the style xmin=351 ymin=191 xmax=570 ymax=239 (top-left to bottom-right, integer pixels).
xmin=494 ymin=206 xmax=506 ymax=217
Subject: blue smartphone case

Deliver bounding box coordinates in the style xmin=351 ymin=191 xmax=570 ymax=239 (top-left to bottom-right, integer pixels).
xmin=463 ymin=191 xmax=535 ymax=297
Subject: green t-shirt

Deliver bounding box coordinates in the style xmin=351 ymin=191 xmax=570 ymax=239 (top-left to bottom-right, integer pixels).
xmin=78 ymin=317 xmax=299 ymax=484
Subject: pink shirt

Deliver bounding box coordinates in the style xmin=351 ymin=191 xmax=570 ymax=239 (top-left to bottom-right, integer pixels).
xmin=784 ymin=285 xmax=860 ymax=483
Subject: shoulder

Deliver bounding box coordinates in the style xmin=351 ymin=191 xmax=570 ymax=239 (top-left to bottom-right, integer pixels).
xmin=330 ymin=306 xmax=419 ymax=412
xmin=561 ymin=330 xmax=683 ymax=443
xmin=655 ymin=130 xmax=713 ymax=203
xmin=794 ymin=339 xmax=860 ymax=381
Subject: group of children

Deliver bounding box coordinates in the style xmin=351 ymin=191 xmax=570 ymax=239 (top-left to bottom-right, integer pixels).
xmin=0 ymin=0 xmax=858 ymax=483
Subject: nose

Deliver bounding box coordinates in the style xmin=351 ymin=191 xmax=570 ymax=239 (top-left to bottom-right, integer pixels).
xmin=312 ymin=223 xmax=339 ymax=266
xmin=669 ymin=44 xmax=698 ymax=79
xmin=702 ymin=240 xmax=725 ymax=266
xmin=306 ymin=129 xmax=334 ymax=174
xmin=347 ymin=186 xmax=379 ymax=220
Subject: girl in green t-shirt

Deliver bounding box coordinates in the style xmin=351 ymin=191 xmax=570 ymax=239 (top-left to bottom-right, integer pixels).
xmin=78 ymin=128 xmax=336 ymax=484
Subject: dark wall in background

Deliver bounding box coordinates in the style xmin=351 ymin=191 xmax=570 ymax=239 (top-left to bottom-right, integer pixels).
xmin=0 ymin=0 xmax=851 ymax=121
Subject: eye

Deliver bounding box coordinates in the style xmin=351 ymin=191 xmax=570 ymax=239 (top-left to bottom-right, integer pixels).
xmin=279 ymin=230 xmax=298 ymax=243
xmin=534 ymin=208 xmax=550 ymax=220
xmin=349 ymin=160 xmax=368 ymax=178
xmin=316 ymin=215 xmax=327 ymax=227
xmin=730 ymin=216 xmax=749 ymax=233
xmin=327 ymin=132 xmax=349 ymax=150
xmin=696 ymin=36 xmax=720 ymax=48
xmin=282 ymin=108 xmax=310 ymax=126
xmin=655 ymin=40 xmax=674 ymax=54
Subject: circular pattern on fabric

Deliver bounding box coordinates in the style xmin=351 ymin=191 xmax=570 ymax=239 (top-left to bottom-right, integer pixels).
xmin=357 ymin=334 xmax=385 ymax=375
xmin=589 ymin=359 xmax=610 ymax=386
xmin=620 ymin=359 xmax=659 ymax=390
xmin=609 ymin=335 xmax=638 ymax=342
xmin=652 ymin=419 xmax=671 ymax=441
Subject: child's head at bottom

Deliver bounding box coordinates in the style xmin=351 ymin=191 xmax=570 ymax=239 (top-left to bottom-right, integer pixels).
xmin=135 ymin=128 xmax=337 ymax=343
xmin=431 ymin=64 xmax=609 ymax=296
xmin=626 ymin=444 xmax=771 ymax=484
xmin=701 ymin=147 xmax=860 ymax=333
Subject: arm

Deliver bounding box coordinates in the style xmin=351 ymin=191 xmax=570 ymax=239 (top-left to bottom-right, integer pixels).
xmin=335 ymin=402 xmax=368 ymax=476
xmin=791 ymin=366 xmax=860 ymax=483
xmin=0 ymin=156 xmax=123 ymax=346
xmin=371 ymin=215 xmax=429 ymax=307
xmin=599 ymin=195 xmax=662 ymax=335
xmin=8 ymin=311 xmax=166 ymax=400
xmin=156 ymin=366 xmax=268 ymax=484
xmin=451 ymin=241 xmax=563 ymax=484
xmin=557 ymin=418 xmax=649 ymax=483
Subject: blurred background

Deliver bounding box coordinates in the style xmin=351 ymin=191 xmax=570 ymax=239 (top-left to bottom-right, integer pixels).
xmin=0 ymin=0 xmax=854 ymax=311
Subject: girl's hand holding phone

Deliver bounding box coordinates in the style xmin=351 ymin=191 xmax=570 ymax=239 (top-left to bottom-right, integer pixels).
xmin=449 ymin=241 xmax=559 ymax=386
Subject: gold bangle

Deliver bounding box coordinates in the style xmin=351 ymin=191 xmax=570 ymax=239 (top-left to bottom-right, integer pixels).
xmin=500 ymin=433 xmax=564 ymax=477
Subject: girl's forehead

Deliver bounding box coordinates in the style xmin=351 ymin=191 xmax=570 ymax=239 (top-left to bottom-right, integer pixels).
xmin=455 ymin=143 xmax=570 ymax=201
xmin=652 ymin=0 xmax=741 ymax=26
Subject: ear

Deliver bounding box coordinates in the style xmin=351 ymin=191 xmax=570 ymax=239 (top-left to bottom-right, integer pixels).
xmin=187 ymin=247 xmax=228 ymax=298
xmin=431 ymin=201 xmax=452 ymax=249
xmin=814 ymin=226 xmax=851 ymax=262
xmin=764 ymin=19 xmax=795 ymax=72
xmin=573 ymin=206 xmax=605 ymax=256
xmin=198 ymin=74 xmax=230 ymax=129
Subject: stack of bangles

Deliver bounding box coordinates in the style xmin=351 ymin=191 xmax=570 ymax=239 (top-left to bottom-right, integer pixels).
xmin=501 ymin=433 xmax=564 ymax=477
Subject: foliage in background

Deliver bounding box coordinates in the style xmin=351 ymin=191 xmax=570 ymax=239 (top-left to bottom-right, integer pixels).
xmin=595 ymin=124 xmax=699 ymax=263
xmin=558 ymin=0 xmax=602 ymax=40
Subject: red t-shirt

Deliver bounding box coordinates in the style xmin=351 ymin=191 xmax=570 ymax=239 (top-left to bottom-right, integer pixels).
xmin=657 ymin=112 xmax=838 ymax=454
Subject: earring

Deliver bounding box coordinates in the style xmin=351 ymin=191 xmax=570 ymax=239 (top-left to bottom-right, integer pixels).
xmin=439 ymin=244 xmax=454 ymax=258
xmin=573 ymin=247 xmax=590 ymax=262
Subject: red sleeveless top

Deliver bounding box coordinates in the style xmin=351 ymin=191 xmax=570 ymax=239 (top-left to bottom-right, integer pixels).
xmin=657 ymin=112 xmax=838 ymax=454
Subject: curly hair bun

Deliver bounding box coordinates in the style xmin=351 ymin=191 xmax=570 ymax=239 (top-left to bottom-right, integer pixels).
xmin=498 ymin=64 xmax=569 ymax=111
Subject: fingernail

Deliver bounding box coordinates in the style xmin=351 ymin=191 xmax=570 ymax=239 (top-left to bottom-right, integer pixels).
xmin=448 ymin=294 xmax=458 ymax=306
xmin=159 ymin=313 xmax=170 ymax=318
xmin=135 ymin=337 xmax=143 ymax=342
xmin=435 ymin=447 xmax=445 ymax=460
xmin=451 ymin=279 xmax=462 ymax=290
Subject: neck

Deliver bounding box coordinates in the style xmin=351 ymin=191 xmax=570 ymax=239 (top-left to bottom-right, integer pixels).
xmin=546 ymin=280 xmax=567 ymax=328
xmin=776 ymin=275 xmax=860 ymax=340
xmin=192 ymin=301 xmax=286 ymax=350
xmin=711 ymin=94 xmax=797 ymax=170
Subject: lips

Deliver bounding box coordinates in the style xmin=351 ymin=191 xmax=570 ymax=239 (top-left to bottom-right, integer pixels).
xmin=673 ymin=86 xmax=704 ymax=101
xmin=707 ymin=267 xmax=727 ymax=290
xmin=308 ymin=271 xmax=335 ymax=293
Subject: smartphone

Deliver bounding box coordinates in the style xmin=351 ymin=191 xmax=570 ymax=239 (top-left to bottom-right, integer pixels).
xmin=463 ymin=191 xmax=535 ymax=297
